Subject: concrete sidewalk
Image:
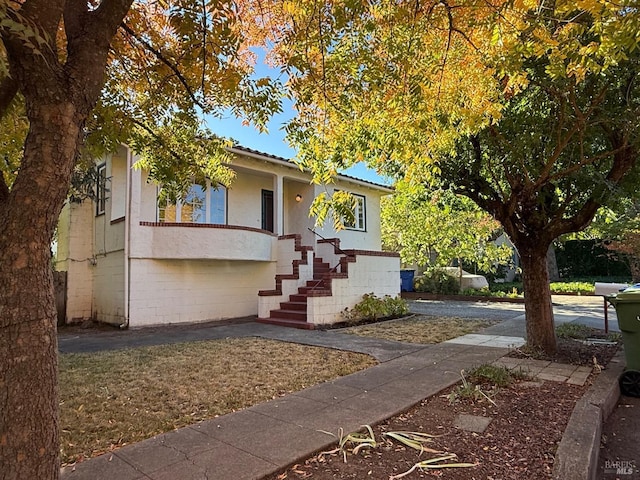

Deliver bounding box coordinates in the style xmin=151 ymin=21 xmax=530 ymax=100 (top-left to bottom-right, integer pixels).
xmin=58 ymin=296 xmax=621 ymax=480
xmin=60 ymin=339 xmax=509 ymax=480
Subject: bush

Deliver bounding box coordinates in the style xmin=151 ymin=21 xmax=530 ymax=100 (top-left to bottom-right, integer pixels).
xmin=462 ymin=287 xmax=520 ymax=298
xmin=414 ymin=269 xmax=460 ymax=294
xmin=550 ymin=282 xmax=595 ymax=295
xmin=556 ymin=239 xmax=630 ymax=278
xmin=489 ymin=282 xmax=524 ymax=295
xmin=342 ymin=293 xmax=409 ymax=325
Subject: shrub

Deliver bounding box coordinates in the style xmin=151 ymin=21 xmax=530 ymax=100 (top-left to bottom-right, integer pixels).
xmin=414 ymin=269 xmax=460 ymax=294
xmin=468 ymin=364 xmax=517 ymax=388
xmin=462 ymin=287 xmax=520 ymax=298
xmin=549 ymin=282 xmax=595 ymax=295
xmin=342 ymin=293 xmax=409 ymax=325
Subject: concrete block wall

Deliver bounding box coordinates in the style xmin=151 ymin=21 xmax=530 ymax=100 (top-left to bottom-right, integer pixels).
xmin=92 ymin=250 xmax=125 ymax=325
xmin=56 ymin=201 xmax=95 ymax=322
xmin=275 ymin=236 xmax=301 ymax=275
xmin=258 ymin=237 xmax=313 ymax=318
xmin=129 ymin=258 xmax=275 ymax=327
xmin=315 ymin=241 xmax=341 ymax=270
xmin=308 ymin=253 xmax=400 ymax=325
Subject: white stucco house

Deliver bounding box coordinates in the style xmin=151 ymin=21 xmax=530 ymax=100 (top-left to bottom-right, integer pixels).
xmin=55 ymin=144 xmax=400 ymax=329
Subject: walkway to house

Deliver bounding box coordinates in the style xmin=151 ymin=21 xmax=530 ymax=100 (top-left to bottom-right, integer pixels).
xmin=58 ymin=295 xmax=617 ymax=480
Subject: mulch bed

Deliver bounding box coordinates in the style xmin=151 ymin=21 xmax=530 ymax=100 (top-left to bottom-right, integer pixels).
xmin=266 ymin=340 xmax=619 ymax=480
xmin=508 ymin=334 xmax=619 ymax=367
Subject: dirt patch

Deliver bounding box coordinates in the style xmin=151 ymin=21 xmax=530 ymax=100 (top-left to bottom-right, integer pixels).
xmin=266 ymin=379 xmax=590 ymax=480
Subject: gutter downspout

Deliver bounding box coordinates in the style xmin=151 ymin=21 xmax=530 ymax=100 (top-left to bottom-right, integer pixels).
xmin=121 ymin=146 xmax=132 ymax=329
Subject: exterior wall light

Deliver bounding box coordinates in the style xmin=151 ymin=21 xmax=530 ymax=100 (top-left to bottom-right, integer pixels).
xmin=295 ymin=194 xmax=303 ymax=202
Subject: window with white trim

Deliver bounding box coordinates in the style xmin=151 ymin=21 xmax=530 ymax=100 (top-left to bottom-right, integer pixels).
xmin=158 ymin=182 xmax=227 ymax=224
xmin=96 ymin=163 xmax=107 ymax=216
xmin=343 ymin=193 xmax=366 ymax=231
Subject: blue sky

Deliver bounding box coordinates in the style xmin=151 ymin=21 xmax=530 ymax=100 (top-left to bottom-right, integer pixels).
xmin=205 ymin=52 xmax=391 ymax=186
xmin=205 ymin=111 xmax=391 ymax=186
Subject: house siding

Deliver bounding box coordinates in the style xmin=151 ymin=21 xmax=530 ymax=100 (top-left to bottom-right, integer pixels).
xmin=55 ymin=201 xmax=95 ymax=322
xmin=56 ymin=145 xmax=395 ymax=327
xmin=93 ymin=250 xmax=125 ymax=325
xmin=127 ymin=258 xmax=275 ymax=327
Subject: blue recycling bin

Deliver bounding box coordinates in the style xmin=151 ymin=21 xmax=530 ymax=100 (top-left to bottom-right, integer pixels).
xmin=400 ymin=270 xmax=415 ymax=292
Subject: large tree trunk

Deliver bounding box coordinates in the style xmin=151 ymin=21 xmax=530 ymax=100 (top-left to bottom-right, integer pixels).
xmin=519 ymin=243 xmax=557 ymax=354
xmin=547 ymin=245 xmax=560 ymax=282
xmin=0 ymin=3 xmax=132 ymax=478
xmin=0 ymin=104 xmax=82 ymax=480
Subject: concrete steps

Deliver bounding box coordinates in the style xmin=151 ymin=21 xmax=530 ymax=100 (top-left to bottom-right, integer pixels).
xmin=257 ymin=256 xmax=333 ymax=329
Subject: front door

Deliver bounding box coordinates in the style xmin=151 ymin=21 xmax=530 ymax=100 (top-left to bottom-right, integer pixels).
xmin=261 ymin=189 xmax=274 ymax=232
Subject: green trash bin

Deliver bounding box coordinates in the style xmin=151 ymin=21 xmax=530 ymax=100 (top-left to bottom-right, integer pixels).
xmin=607 ymin=285 xmax=640 ymax=397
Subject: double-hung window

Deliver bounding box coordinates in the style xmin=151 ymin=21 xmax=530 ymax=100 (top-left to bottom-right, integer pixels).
xmin=158 ymin=181 xmax=227 ymax=224
xmin=342 ymin=193 xmax=366 ymax=231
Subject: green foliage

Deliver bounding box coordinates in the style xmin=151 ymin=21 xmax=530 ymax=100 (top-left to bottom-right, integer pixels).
xmin=414 ymin=269 xmax=460 ymax=295
xmin=461 ymin=287 xmax=520 ymax=299
xmin=549 ymin=282 xmax=595 ymax=295
xmin=381 ymin=184 xmax=513 ymax=272
xmin=556 ymin=240 xmax=630 ymax=279
xmin=130 ymin=115 xmax=236 ymax=200
xmin=555 ymin=323 xmax=594 ymax=340
xmin=468 ymin=364 xmax=523 ymax=388
xmin=446 ymin=369 xmax=497 ymax=406
xmin=555 ymin=323 xmax=620 ymax=343
xmin=490 ymin=280 xmax=623 ymax=296
xmin=489 ymin=282 xmax=525 ymax=295
xmin=309 ymin=190 xmax=358 ymax=231
xmin=448 ymin=364 xmax=529 ymax=404
xmin=1 ymin=1 xmax=286 ymax=200
xmin=341 ymin=294 xmax=408 ymax=325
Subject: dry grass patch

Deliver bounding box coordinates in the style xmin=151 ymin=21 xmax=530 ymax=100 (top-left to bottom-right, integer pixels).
xmin=59 ymin=337 xmax=375 ymax=464
xmin=343 ymin=315 xmax=498 ymax=344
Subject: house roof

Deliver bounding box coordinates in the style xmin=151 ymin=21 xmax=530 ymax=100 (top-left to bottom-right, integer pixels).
xmin=228 ymin=145 xmax=394 ymax=193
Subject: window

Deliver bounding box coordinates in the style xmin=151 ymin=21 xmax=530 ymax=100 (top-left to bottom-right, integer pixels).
xmin=343 ymin=193 xmax=366 ymax=231
xmin=96 ymin=163 xmax=107 ymax=216
xmin=210 ymin=186 xmax=226 ymax=224
xmin=182 ymin=184 xmax=206 ymax=223
xmin=158 ymin=182 xmax=227 ymax=224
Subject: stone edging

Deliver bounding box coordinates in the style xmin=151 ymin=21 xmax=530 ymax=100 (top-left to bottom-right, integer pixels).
xmin=552 ymin=350 xmax=625 ymax=480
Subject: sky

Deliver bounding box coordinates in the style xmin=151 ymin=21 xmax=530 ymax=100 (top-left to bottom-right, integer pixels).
xmin=204 ymin=52 xmax=392 ymax=186
xmin=205 ymin=111 xmax=391 ymax=186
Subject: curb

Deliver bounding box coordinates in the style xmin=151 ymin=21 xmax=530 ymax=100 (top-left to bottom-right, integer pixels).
xmin=552 ymin=350 xmax=625 ymax=480
xmin=401 ymin=292 xmax=525 ymax=303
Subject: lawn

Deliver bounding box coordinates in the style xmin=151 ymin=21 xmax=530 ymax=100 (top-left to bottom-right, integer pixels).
xmin=59 ymin=337 xmax=376 ymax=464
xmin=342 ymin=315 xmax=498 ymax=344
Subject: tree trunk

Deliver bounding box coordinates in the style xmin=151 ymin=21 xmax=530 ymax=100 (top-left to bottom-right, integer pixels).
xmin=0 ymin=104 xmax=82 ymax=480
xmin=519 ymin=244 xmax=557 ymax=354
xmin=547 ymin=245 xmax=560 ymax=282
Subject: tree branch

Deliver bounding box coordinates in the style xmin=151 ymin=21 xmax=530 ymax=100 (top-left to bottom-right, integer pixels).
xmin=0 ymin=76 xmax=18 ymax=120
xmin=120 ymin=22 xmax=206 ymax=111
xmin=130 ymin=117 xmax=196 ymax=169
